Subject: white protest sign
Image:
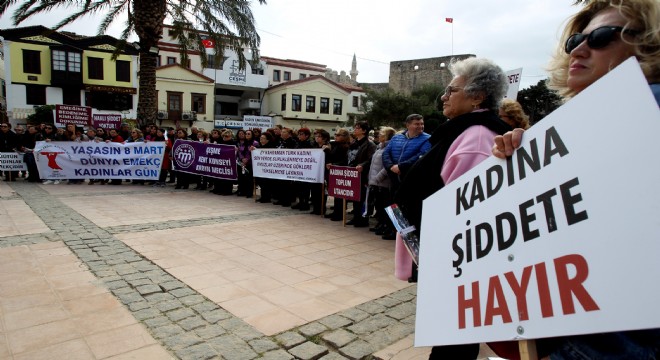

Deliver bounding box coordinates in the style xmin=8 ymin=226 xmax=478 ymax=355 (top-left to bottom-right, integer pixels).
xmin=34 ymin=141 xmax=165 ymax=180
xmin=243 ymin=115 xmax=273 ymax=131
xmin=505 ymin=68 xmax=523 ymax=100
xmin=415 ymin=58 xmax=660 ymax=346
xmin=0 ymin=152 xmax=27 ymax=171
xmin=252 ymin=148 xmax=325 ymax=183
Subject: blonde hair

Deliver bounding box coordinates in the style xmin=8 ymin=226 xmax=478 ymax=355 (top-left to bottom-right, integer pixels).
xmin=500 ymin=99 xmax=530 ymax=129
xmin=335 ymin=128 xmax=350 ymax=142
xmin=548 ymin=0 xmax=660 ymax=99
xmin=379 ymin=126 xmax=396 ymax=140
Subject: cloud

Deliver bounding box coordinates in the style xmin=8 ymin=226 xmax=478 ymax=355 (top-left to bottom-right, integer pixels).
xmin=1 ymin=0 xmax=581 ymax=89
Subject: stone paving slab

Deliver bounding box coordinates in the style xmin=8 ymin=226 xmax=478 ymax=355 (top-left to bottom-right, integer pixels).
xmin=0 ymin=181 xmax=501 ymax=359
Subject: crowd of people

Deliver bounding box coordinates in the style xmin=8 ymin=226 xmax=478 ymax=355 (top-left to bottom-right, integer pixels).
xmin=2 ymin=0 xmax=659 ymax=358
xmin=0 ymin=119 xmax=431 ymax=241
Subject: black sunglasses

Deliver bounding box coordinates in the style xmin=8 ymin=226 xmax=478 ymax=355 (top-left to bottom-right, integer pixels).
xmin=565 ymin=26 xmax=639 ymax=54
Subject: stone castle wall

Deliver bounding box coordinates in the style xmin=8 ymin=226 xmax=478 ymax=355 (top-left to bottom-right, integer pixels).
xmin=389 ymin=54 xmax=475 ymax=95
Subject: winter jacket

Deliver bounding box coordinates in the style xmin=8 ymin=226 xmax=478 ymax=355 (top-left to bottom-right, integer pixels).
xmin=382 ymin=131 xmax=431 ymax=176
xmin=368 ymin=141 xmax=390 ymax=188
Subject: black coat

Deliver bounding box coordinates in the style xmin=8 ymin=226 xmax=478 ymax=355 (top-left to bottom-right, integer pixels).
xmin=0 ymin=130 xmax=18 ymax=152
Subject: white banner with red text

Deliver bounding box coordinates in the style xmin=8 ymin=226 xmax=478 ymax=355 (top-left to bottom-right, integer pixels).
xmin=34 ymin=141 xmax=165 ymax=180
xmin=415 ymin=59 xmax=660 ymax=346
xmin=252 ymin=148 xmax=325 ymax=183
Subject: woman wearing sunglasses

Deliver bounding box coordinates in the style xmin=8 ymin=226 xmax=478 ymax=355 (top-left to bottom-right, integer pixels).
xmin=491 ymin=1 xmax=660 ymax=359
xmin=494 ymin=0 xmax=659 ymax=159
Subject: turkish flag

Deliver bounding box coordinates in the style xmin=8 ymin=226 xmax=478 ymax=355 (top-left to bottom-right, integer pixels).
xmin=445 ymin=17 xmax=453 ymax=23
xmin=201 ymin=38 xmax=214 ymax=49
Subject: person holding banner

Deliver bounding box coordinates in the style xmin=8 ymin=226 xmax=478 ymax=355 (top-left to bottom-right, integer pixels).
xmin=173 ymin=128 xmax=192 ymax=190
xmin=255 ymin=132 xmax=277 ymax=203
xmin=273 ymin=128 xmax=297 ymax=206
xmin=236 ymin=129 xmax=257 ymax=197
xmin=393 ymin=57 xmax=511 ymax=359
xmin=20 ymin=125 xmax=43 ymax=182
xmin=346 ymin=121 xmax=376 ymax=227
xmin=291 ymin=128 xmax=314 ymax=211
xmin=151 ymin=128 xmax=172 ymax=187
xmin=491 ymin=1 xmax=660 ymax=359
xmin=324 ymin=129 xmax=351 ymax=220
xmin=0 ymin=122 xmax=19 ymax=181
xmin=126 ymin=129 xmax=146 ymax=185
xmin=311 ymin=129 xmax=331 ymax=215
xmin=209 ymin=129 xmax=236 ymax=195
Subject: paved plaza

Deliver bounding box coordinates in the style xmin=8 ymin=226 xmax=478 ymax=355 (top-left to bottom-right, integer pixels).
xmin=0 ymin=179 xmax=497 ymax=359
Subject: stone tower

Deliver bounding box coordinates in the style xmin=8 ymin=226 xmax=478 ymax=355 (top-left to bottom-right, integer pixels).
xmin=350 ymin=54 xmax=358 ymax=82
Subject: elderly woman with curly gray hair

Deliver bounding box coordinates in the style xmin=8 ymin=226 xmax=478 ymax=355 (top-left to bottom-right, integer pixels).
xmin=393 ymin=56 xmax=512 ymax=359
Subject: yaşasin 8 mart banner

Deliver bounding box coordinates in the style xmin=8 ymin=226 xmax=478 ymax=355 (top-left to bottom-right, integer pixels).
xmin=34 ymin=141 xmax=164 ymax=180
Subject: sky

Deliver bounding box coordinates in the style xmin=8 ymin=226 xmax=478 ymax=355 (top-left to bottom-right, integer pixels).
xmin=0 ymin=0 xmax=581 ymax=89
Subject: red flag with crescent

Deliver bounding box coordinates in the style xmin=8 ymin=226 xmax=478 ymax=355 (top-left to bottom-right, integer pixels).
xmin=201 ymin=37 xmax=215 ymax=49
xmin=445 ymin=17 xmax=453 ymax=23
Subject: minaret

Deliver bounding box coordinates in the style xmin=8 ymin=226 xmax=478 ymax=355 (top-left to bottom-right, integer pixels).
xmin=350 ymin=53 xmax=358 ymax=83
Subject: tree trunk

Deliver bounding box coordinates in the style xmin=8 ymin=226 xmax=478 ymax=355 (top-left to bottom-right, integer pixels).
xmin=137 ymin=52 xmax=158 ymax=127
xmin=133 ymin=0 xmax=166 ymax=127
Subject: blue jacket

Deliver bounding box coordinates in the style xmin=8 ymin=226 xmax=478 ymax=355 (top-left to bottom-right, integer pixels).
xmin=382 ymin=131 xmax=431 ymax=175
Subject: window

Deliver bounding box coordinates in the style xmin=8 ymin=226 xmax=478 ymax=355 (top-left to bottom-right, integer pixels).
xmin=320 ymin=97 xmax=329 ymax=114
xmin=292 ymin=94 xmax=302 ymax=112
xmin=52 ymin=50 xmax=66 ymax=71
xmin=333 ymin=99 xmax=343 ymax=115
xmin=167 ymin=57 xmax=176 ymax=65
xmin=251 ymin=61 xmax=264 ymax=75
xmin=281 ymin=94 xmax=286 ymax=111
xmin=53 ymin=50 xmax=81 ymax=73
xmin=116 ymin=60 xmax=130 ymax=82
xmin=273 ymin=70 xmax=280 ymax=82
xmin=168 ymin=93 xmax=181 ymax=111
xmin=157 ymin=56 xmax=162 ymax=67
xmin=306 ymin=96 xmax=316 ymax=112
xmin=218 ymin=102 xmax=238 ymax=116
xmin=25 ymin=84 xmax=46 ymax=105
xmin=88 ymin=57 xmax=104 ymax=80
xmin=184 ymin=59 xmax=191 ymax=69
xmin=283 ymin=71 xmax=291 ymax=81
xmin=192 ymin=93 xmax=206 ymax=114
xmin=22 ymin=50 xmax=41 ymax=74
xmin=352 ymin=96 xmax=359 ymax=108
xmin=68 ymin=52 xmax=81 ymax=72
xmin=207 ymin=55 xmax=228 ymax=70
xmin=299 ymin=73 xmax=307 ymax=79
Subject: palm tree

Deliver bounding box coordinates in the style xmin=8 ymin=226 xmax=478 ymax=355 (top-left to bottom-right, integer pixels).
xmin=0 ymin=0 xmax=266 ymax=126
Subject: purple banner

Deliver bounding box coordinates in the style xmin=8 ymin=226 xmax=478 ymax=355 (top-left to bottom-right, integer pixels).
xmin=172 ymin=139 xmax=237 ymax=180
xmin=93 ymin=114 xmax=122 ymax=130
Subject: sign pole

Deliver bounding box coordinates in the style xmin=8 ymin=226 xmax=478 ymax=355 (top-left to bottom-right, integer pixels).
xmin=518 ymin=340 xmax=538 ymax=360
xmin=320 ymin=183 xmax=326 ymax=216
xmin=342 ymin=199 xmax=346 ymax=227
